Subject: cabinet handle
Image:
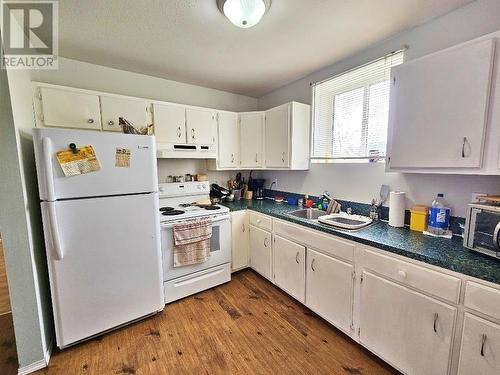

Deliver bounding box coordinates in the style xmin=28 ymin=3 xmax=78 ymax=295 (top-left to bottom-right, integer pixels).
xmin=177 ymin=127 xmax=182 ymax=138
xmin=433 ymin=313 xmax=438 ymax=333
xmin=191 ymin=128 xmax=195 ymax=140
xmin=462 ymin=137 xmax=470 ymax=158
xmin=311 ymin=258 xmax=316 ymax=271
xmin=87 ymin=118 xmax=94 ymax=124
xmin=295 ymin=251 xmax=299 ymax=264
xmin=108 ymin=120 xmax=114 ymax=126
xmin=255 ymin=153 xmax=258 ymax=163
xmin=242 ymin=223 xmax=245 ymax=233
xmin=264 ymin=237 xmax=269 ymax=247
xmin=481 ymin=334 xmax=487 ymax=356
xmin=231 ymin=153 xmax=234 ymax=163
xmin=282 ymin=152 xmax=285 ymax=163
xmin=397 ymin=270 xmax=407 ymax=279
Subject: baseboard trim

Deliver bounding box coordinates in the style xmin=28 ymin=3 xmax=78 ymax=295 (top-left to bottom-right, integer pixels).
xmin=17 ymin=359 xmax=47 ymax=375
xmin=17 ymin=338 xmax=52 ymax=375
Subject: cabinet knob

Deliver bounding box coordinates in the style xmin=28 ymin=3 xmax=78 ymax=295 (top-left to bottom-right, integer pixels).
xmin=264 ymin=237 xmax=269 ymax=247
xmin=242 ymin=224 xmax=245 ymax=233
xmin=108 ymin=120 xmax=114 ymax=126
xmin=256 ymin=219 xmax=261 ymax=224
xmin=397 ymin=270 xmax=407 ymax=279
xmin=295 ymin=251 xmax=300 ymax=264
xmin=311 ymin=258 xmax=316 ymax=271
xmin=87 ymin=118 xmax=94 ymax=124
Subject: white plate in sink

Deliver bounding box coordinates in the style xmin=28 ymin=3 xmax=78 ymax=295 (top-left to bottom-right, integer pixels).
xmin=318 ymin=212 xmax=373 ymax=230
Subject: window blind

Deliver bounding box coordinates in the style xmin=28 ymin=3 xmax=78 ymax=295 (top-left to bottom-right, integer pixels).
xmin=311 ymin=50 xmax=404 ymax=161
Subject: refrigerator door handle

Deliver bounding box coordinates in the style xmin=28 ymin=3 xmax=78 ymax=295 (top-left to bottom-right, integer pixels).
xmin=46 ymin=202 xmax=64 ymax=260
xmin=42 ymin=137 xmax=56 ymax=201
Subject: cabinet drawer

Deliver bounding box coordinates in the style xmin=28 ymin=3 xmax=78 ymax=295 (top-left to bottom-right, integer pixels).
xmin=362 ymin=248 xmax=461 ymax=303
xmin=249 ymin=212 xmax=272 ymax=232
xmin=464 ymin=281 xmax=500 ymax=320
xmin=274 ymin=220 xmax=354 ymax=262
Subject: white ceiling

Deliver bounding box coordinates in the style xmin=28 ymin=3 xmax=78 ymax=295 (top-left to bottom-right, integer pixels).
xmin=59 ymin=0 xmax=474 ymax=98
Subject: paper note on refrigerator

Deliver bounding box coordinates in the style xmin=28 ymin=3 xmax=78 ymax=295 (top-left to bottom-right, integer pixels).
xmin=56 ymin=145 xmax=101 ymax=176
xmin=115 ymin=148 xmax=131 ymax=168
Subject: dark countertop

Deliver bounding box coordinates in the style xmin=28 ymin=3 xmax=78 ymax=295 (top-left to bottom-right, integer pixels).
xmin=222 ymin=199 xmax=500 ymax=285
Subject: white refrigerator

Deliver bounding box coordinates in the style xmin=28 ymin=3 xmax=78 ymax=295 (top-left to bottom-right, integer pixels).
xmin=33 ymin=128 xmax=164 ymax=348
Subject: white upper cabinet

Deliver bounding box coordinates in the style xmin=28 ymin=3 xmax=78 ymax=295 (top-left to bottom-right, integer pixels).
xmin=265 ymin=103 xmax=290 ymax=168
xmin=153 ymin=103 xmax=186 ymax=144
xmin=100 ymin=96 xmax=149 ymax=132
xmin=387 ymin=38 xmax=495 ymax=172
xmin=36 ymin=87 xmax=102 ymax=130
xmin=240 ymin=112 xmax=264 ymax=168
xmin=186 ymin=108 xmax=216 ymax=145
xmin=217 ymin=112 xmax=240 ymax=169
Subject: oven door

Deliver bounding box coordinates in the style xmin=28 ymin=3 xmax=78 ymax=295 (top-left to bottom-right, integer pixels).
xmin=160 ymin=214 xmax=231 ymax=281
xmin=466 ymin=207 xmax=500 ymax=258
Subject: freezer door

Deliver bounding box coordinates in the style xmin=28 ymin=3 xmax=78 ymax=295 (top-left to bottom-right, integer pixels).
xmin=41 ymin=193 xmax=163 ymax=348
xmin=33 ymin=128 xmax=158 ymax=200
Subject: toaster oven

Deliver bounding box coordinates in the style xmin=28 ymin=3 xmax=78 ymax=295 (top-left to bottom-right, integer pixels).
xmin=464 ymin=202 xmax=500 ymax=259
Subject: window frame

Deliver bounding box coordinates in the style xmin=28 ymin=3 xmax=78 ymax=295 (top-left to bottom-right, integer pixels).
xmin=310 ymin=50 xmax=405 ymax=163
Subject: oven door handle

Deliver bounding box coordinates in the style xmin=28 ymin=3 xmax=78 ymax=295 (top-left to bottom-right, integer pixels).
xmin=493 ymin=222 xmax=500 ymax=251
xmin=160 ymin=214 xmax=230 ymax=229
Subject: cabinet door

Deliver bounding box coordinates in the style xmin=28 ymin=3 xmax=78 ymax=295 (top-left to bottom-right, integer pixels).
xmin=306 ymin=249 xmax=353 ymax=333
xmin=249 ymin=225 xmax=272 ymax=280
xmin=273 ymin=235 xmax=305 ymax=303
xmin=153 ymin=103 xmax=186 ymax=143
xmin=39 ymin=87 xmax=101 ymax=130
xmin=240 ymin=113 xmax=264 ymax=168
xmin=101 ymin=96 xmax=148 ymax=132
xmin=218 ymin=112 xmax=239 ymax=168
xmin=231 ymin=211 xmax=249 ymax=271
xmin=186 ymin=108 xmax=216 ymax=145
xmin=387 ymin=39 xmax=494 ymax=169
xmin=360 ymin=271 xmax=456 ymax=375
xmin=458 ymin=313 xmax=500 ymax=375
xmin=265 ymin=103 xmax=290 ymax=168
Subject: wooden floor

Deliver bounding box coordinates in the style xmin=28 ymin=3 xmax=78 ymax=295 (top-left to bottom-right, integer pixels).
xmin=24 ymin=269 xmax=398 ymax=375
xmin=0 ymin=313 xmax=18 ymax=375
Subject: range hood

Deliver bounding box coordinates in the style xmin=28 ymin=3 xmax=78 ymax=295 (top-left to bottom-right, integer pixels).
xmin=156 ymin=143 xmax=216 ymax=159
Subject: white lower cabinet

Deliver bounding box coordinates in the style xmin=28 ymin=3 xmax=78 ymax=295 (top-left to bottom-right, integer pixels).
xmin=249 ymin=225 xmax=272 ymax=280
xmin=457 ymin=313 xmax=500 ymax=375
xmin=273 ymin=235 xmax=305 ymax=303
xmin=306 ymin=248 xmax=354 ymax=334
xmin=360 ymin=271 xmax=456 ymax=375
xmin=231 ymin=211 xmax=249 ymax=271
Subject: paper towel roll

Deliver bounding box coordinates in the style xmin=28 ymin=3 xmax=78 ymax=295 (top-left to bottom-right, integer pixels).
xmin=389 ymin=191 xmax=406 ymax=227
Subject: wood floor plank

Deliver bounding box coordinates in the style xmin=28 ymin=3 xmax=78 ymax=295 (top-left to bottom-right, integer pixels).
xmin=16 ymin=269 xmax=400 ymax=375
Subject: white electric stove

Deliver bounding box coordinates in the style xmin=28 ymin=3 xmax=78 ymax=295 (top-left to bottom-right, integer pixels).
xmin=158 ymin=182 xmax=231 ymax=304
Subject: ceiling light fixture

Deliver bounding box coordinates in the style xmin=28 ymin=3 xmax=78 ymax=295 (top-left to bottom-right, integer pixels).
xmin=217 ymin=0 xmax=271 ymax=28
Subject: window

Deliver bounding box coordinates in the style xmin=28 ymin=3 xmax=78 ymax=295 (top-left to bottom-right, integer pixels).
xmin=311 ymin=51 xmax=404 ymax=162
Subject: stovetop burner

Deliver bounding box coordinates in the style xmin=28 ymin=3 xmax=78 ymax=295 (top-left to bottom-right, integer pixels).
xmin=204 ymin=205 xmax=221 ymax=211
xmin=161 ymin=210 xmax=185 ymax=216
xmin=159 ymin=207 xmax=174 ymax=212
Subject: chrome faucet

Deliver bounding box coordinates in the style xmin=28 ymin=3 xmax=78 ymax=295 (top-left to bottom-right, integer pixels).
xmin=319 ymin=191 xmax=332 ymax=202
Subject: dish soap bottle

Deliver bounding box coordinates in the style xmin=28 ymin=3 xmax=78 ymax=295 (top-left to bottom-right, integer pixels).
xmin=428 ymin=193 xmax=450 ymax=235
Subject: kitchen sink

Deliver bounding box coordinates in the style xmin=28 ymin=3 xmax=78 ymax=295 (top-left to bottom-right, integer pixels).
xmin=287 ymin=208 xmax=325 ymax=220
xmin=318 ymin=212 xmax=372 ymax=230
